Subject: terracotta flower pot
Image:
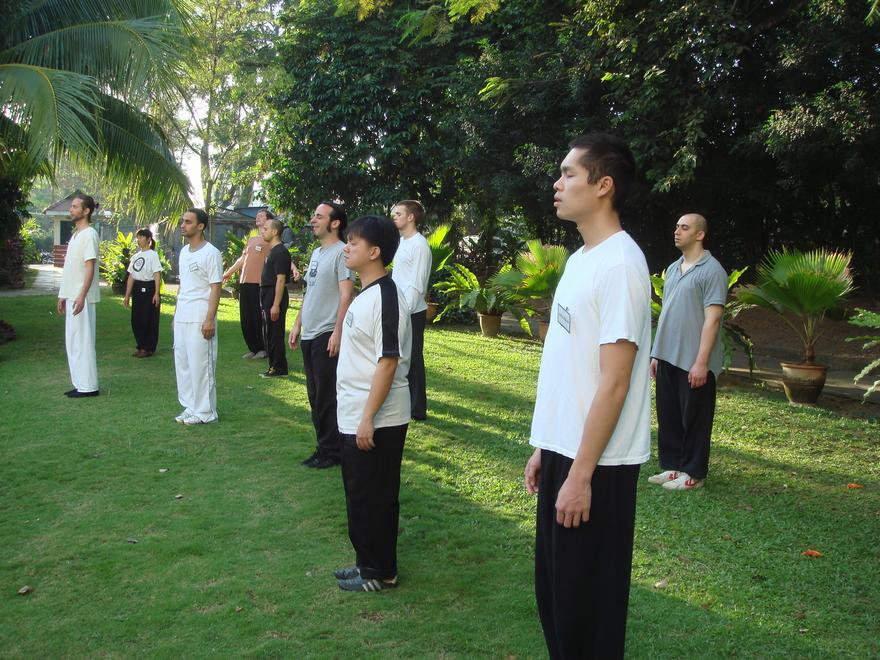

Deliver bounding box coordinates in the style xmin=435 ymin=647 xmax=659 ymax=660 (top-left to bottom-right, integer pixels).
xmin=538 ymin=320 xmax=550 ymax=341
xmin=426 ymin=302 xmax=439 ymax=323
xmin=478 ymin=313 xmax=502 ymax=337
xmin=780 ymin=362 xmax=828 ymax=404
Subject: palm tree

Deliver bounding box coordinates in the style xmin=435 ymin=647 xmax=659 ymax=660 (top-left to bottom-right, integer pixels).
xmin=0 ymin=0 xmax=193 ymax=218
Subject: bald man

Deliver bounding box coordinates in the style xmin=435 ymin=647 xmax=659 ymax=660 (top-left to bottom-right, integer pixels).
xmin=649 ymin=214 xmax=727 ymax=491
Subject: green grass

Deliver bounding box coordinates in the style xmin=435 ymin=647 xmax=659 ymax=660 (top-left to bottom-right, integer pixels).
xmin=1 ymin=293 xmax=878 ymax=658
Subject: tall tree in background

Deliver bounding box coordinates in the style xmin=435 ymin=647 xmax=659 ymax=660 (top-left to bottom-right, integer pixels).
xmin=168 ymin=0 xmax=280 ymax=213
xmin=0 ymin=0 xmax=192 ymax=285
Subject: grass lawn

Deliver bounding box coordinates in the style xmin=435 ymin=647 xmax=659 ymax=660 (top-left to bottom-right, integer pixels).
xmin=1 ymin=292 xmax=878 ymax=658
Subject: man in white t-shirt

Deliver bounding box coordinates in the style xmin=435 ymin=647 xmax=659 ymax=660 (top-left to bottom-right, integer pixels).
xmin=57 ymin=193 xmax=101 ymax=398
xmin=391 ymin=200 xmax=432 ymax=420
xmin=174 ymin=208 xmax=223 ymax=425
xmin=333 ymin=214 xmax=411 ymax=592
xmin=524 ymin=134 xmax=651 ymax=658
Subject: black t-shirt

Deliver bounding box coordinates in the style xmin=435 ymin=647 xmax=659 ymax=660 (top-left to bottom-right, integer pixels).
xmin=260 ymin=243 xmax=292 ymax=288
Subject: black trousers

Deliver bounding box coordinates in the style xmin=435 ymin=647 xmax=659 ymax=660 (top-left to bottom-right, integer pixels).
xmin=535 ymin=451 xmax=640 ymax=660
xmin=655 ymin=359 xmax=716 ymax=480
xmin=408 ymin=310 xmax=427 ymax=419
xmin=341 ymin=424 xmax=408 ymax=580
xmin=260 ymin=287 xmax=288 ymax=375
xmin=131 ymin=280 xmax=159 ymax=352
xmin=301 ymin=331 xmax=340 ymax=459
xmin=238 ymin=283 xmax=265 ymax=353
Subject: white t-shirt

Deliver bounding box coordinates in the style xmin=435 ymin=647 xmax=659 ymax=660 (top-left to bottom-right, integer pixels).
xmin=391 ymin=232 xmax=432 ymax=314
xmin=175 ymin=242 xmax=223 ymax=323
xmin=128 ymin=249 xmax=162 ymax=282
xmin=529 ymin=231 xmax=652 ymax=465
xmin=58 ymin=225 xmax=100 ymax=303
xmin=337 ymin=276 xmax=412 ymax=434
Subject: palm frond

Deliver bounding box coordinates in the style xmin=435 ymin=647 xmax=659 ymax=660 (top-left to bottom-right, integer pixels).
xmin=0 ymin=63 xmax=98 ymax=173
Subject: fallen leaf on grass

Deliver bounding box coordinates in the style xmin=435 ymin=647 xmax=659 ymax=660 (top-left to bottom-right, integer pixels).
xmin=159 ymin=468 xmax=168 ymax=473
xmin=174 ymin=494 xmax=184 ymax=500
xmin=653 ymin=578 xmax=668 ymax=589
xmin=126 ymin=538 xmax=138 ymax=544
xmin=235 ymin=606 xmax=243 ymax=613
xmin=17 ymin=585 xmax=32 ymax=595
xmin=801 ymin=549 xmax=823 ymax=558
xmin=847 ymin=483 xmax=863 ymax=489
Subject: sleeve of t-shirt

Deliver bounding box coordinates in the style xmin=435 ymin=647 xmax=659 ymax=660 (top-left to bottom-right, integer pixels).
xmin=702 ymin=264 xmax=728 ymax=308
xmin=597 ymin=263 xmax=648 ymax=348
xmin=207 ymin=249 xmax=223 ymax=284
xmin=150 ymin=252 xmax=163 ymax=274
xmin=335 ymin=249 xmax=352 ymax=282
xmin=272 ymin=248 xmax=291 ymax=278
xmin=83 ymin=230 xmax=99 ymax=262
xmin=372 ymin=281 xmax=401 ymax=361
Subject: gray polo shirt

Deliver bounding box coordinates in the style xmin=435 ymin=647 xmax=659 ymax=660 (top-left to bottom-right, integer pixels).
xmin=651 ymin=251 xmax=727 ymax=376
xmin=300 ymin=241 xmax=352 ymax=340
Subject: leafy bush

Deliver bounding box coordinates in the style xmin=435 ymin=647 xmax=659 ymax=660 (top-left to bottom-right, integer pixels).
xmin=99 ymin=231 xmax=137 ymax=288
xmin=19 ymin=219 xmax=50 ymax=264
xmin=433 ymin=263 xmax=508 ymax=321
xmin=847 ymin=308 xmax=880 ymax=401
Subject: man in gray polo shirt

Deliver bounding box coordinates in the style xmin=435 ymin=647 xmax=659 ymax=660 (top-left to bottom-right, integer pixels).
xmin=289 ymin=201 xmax=354 ymax=469
xmin=649 ymin=213 xmax=727 ymax=491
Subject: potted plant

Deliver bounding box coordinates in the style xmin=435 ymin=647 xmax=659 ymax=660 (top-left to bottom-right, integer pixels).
xmin=847 ymin=308 xmax=880 ymax=402
xmin=99 ymin=231 xmax=137 ymax=294
xmin=734 ymin=248 xmax=854 ymax=403
xmin=490 ymin=239 xmax=568 ymax=340
xmin=425 ymin=224 xmax=454 ymax=322
xmin=433 ymin=263 xmax=507 ymax=337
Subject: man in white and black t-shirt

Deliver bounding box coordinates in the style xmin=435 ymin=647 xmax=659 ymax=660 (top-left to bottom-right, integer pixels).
xmin=333 ymin=215 xmax=411 ymax=593
xmin=524 ymin=134 xmax=651 ymax=658
xmin=174 ymin=208 xmax=223 ymax=425
xmin=391 ymin=200 xmax=432 ymax=420
xmin=289 ymin=201 xmax=355 ymax=469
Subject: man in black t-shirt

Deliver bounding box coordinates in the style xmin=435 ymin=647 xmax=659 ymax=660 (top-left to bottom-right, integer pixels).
xmin=259 ymin=219 xmax=292 ymax=378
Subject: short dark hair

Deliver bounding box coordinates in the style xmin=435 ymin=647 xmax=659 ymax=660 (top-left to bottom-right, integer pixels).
xmin=265 ymin=218 xmax=284 ymax=236
xmin=568 ymin=134 xmax=636 ymax=211
xmin=73 ymin=193 xmax=97 ymax=222
xmin=187 ymin=207 xmax=210 ymax=229
xmin=257 ymin=208 xmax=275 ymax=220
xmin=346 ymin=215 xmax=400 ymax=267
xmin=319 ymin=200 xmax=347 ymax=238
xmin=136 ymin=228 xmax=156 ymax=250
xmin=394 ymin=200 xmax=425 ymax=225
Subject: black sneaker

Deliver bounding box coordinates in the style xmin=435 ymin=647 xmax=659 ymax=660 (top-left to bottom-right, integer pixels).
xmin=338 ymin=575 xmax=398 ymax=592
xmin=68 ymin=390 xmax=99 ymax=398
xmin=333 ymin=565 xmax=360 ymax=580
xmin=309 ymin=455 xmax=340 ymax=469
xmin=301 ymin=452 xmax=320 ymax=467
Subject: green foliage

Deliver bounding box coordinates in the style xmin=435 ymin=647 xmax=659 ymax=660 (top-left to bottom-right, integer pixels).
xmin=651 ymin=265 xmax=756 ymax=373
xmin=847 ymin=308 xmax=880 ymax=401
xmin=221 ymin=228 xmax=257 ymax=292
xmin=490 ymin=240 xmax=568 ymax=334
xmin=0 ymin=173 xmax=31 ymax=287
xmin=735 ymin=249 xmax=854 ymax=365
xmin=433 ymin=263 xmax=506 ymax=320
xmin=0 ymin=0 xmax=192 ymax=220
xmin=426 ymin=224 xmax=454 ymax=273
xmin=18 ymin=219 xmax=49 ymax=264
xmin=99 ymin=231 xmax=137 ymax=287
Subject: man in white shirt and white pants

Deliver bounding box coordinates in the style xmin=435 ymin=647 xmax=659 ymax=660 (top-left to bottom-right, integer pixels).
xmin=391 ymin=200 xmax=432 ymax=420
xmin=58 ymin=193 xmax=101 ymax=398
xmin=524 ymin=134 xmax=651 ymax=659
xmin=174 ymin=208 xmax=223 ymax=425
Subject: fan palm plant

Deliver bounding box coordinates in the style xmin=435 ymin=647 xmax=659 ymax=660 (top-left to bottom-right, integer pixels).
xmin=490 ymin=239 xmax=568 ymax=335
xmin=0 ymin=0 xmax=192 ymax=218
xmin=433 ymin=263 xmax=507 ymax=321
xmin=734 ymin=248 xmax=854 ymax=365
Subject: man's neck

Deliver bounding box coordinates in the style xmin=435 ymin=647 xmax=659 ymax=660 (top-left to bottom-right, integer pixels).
xmin=188 ymin=234 xmax=206 ymax=250
xmin=268 ymin=236 xmax=282 ymax=249
xmin=73 ymin=218 xmax=90 ymax=232
xmin=319 ymin=234 xmax=340 ymax=249
xmin=399 ymin=224 xmax=418 ymax=239
xmin=575 ymin=209 xmax=622 ymax=250
xmin=680 ymin=244 xmax=705 ymax=264
xmin=358 ymin=263 xmax=387 ymax=288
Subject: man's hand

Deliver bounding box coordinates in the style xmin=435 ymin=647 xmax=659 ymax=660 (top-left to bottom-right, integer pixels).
xmin=288 ymin=325 xmax=300 ymax=350
xmin=650 ymin=358 xmax=658 ymax=379
xmin=122 ymin=296 xmax=130 ymax=308
xmin=290 ymin=263 xmax=301 ymax=282
xmin=688 ymin=361 xmax=708 ymax=388
xmin=72 ymin=295 xmax=85 ymax=316
xmin=356 ymin=417 xmax=375 ymax=451
xmin=555 ymin=470 xmax=592 ymax=528
xmin=270 ymin=304 xmax=280 ymax=321
xmin=153 ymin=292 xmax=161 ymax=308
xmin=524 ymin=448 xmax=542 ymax=495
xmin=201 ymin=317 xmax=216 ymax=340
xmin=327 ymin=329 xmax=341 ymax=357
xmin=221 ymin=272 xmax=231 ymax=284
xmin=57 ymin=298 xmax=65 ymax=315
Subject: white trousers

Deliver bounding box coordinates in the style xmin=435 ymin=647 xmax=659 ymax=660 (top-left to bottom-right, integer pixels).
xmin=65 ymin=301 xmax=98 ymax=392
xmin=174 ymin=320 xmax=218 ymax=422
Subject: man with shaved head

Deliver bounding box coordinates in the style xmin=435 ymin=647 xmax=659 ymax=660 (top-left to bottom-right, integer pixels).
xmin=649 ymin=213 xmax=727 ymax=490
